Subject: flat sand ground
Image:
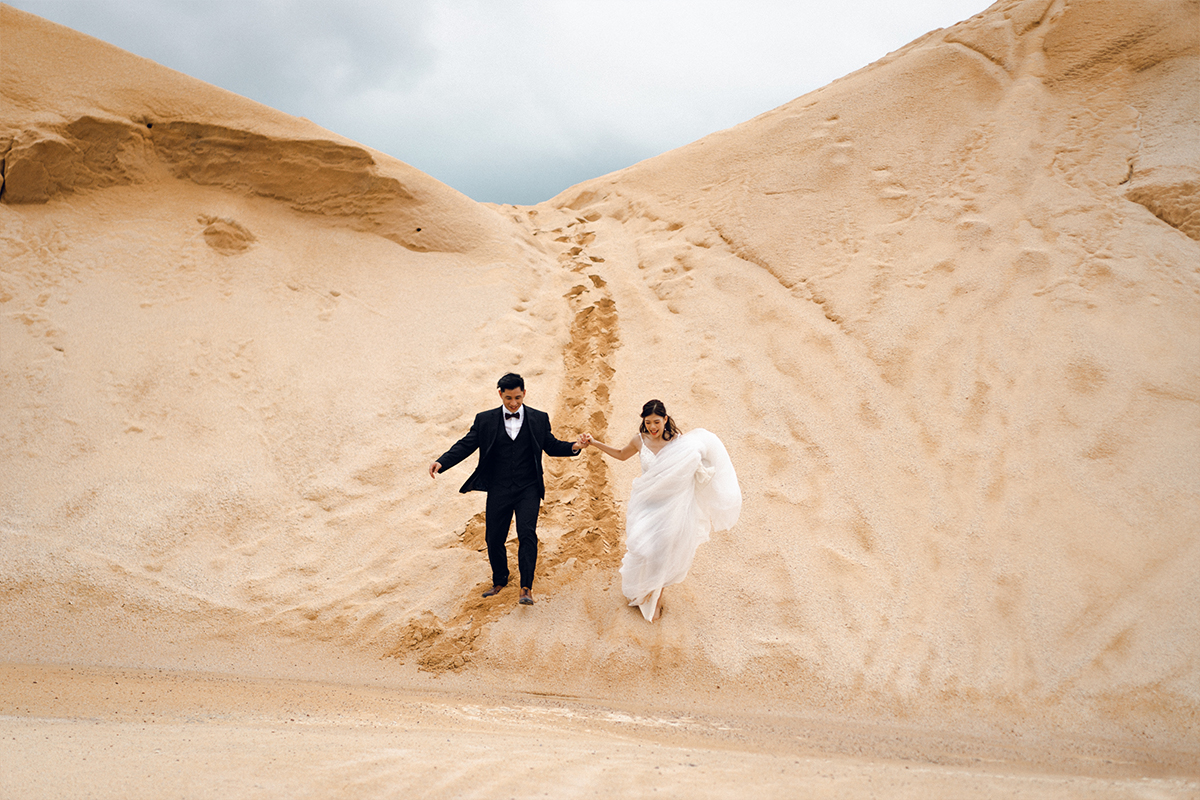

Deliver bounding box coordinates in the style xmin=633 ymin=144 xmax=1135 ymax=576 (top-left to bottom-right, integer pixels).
xmin=2 ymin=663 xmax=1194 ymax=800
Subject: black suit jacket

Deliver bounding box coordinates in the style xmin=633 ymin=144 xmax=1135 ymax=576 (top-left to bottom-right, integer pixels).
xmin=436 ymin=406 xmax=578 ymax=499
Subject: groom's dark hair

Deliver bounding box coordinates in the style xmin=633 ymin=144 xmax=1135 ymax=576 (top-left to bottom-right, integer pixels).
xmin=497 ymin=372 xmax=525 ymax=392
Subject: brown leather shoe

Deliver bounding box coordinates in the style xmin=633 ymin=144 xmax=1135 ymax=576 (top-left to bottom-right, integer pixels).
xmin=518 ymin=588 xmax=534 ymax=605
xmin=482 ymin=585 xmax=504 ymax=598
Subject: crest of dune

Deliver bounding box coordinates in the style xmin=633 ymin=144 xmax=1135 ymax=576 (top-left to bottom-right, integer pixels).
xmin=1 ymin=0 xmax=1197 ymax=765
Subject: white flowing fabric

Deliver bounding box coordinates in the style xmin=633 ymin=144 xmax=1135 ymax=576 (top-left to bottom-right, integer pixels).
xmin=620 ymin=428 xmax=742 ymax=621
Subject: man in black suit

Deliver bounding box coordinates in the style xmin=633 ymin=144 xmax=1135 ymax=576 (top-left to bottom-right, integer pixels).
xmin=429 ymin=373 xmax=587 ymax=606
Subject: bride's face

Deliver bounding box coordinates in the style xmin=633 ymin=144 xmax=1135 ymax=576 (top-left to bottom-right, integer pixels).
xmin=642 ymin=414 xmax=666 ymax=439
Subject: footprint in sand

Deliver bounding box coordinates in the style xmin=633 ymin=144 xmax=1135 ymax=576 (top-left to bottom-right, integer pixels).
xmin=198 ymin=215 xmax=255 ymax=255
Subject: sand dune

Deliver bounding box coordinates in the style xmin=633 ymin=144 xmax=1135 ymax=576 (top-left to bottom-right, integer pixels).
xmin=1 ymin=0 xmax=1198 ymax=795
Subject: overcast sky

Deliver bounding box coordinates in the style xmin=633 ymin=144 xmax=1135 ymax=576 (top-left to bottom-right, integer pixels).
xmin=10 ymin=0 xmax=987 ymax=205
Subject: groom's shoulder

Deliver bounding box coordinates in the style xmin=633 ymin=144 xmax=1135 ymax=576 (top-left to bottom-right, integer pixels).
xmin=523 ymin=406 xmax=549 ymax=421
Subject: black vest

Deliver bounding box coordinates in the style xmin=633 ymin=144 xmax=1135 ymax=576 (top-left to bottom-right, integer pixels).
xmin=485 ymin=418 xmax=538 ymax=491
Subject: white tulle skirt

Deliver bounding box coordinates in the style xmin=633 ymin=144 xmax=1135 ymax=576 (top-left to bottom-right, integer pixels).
xmin=620 ymin=429 xmax=742 ymax=621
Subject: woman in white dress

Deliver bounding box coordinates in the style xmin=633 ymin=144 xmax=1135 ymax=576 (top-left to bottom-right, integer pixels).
xmin=583 ymin=400 xmax=742 ymax=622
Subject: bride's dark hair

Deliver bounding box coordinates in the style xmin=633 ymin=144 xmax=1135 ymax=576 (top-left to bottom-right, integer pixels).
xmin=639 ymin=399 xmax=681 ymax=440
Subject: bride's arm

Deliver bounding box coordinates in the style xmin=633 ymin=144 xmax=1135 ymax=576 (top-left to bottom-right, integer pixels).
xmin=583 ymin=433 xmax=640 ymax=461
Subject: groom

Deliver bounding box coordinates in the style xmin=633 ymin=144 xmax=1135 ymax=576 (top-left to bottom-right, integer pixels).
xmin=429 ymin=373 xmax=586 ymax=605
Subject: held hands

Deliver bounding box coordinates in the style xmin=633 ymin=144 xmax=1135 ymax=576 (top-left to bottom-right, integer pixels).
xmin=576 ymin=433 xmax=593 ymax=450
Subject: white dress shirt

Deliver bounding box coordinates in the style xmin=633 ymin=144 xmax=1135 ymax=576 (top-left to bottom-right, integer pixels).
xmin=503 ymin=406 xmax=524 ymax=440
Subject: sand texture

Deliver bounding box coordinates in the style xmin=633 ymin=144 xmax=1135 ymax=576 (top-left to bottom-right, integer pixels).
xmin=1 ymin=0 xmax=1198 ymax=796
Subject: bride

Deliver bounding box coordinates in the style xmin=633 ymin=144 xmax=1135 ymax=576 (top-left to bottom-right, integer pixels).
xmin=583 ymin=400 xmax=742 ymax=622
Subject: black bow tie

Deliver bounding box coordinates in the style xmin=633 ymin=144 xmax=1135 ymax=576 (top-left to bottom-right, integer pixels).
xmin=505 ymin=412 xmax=520 ymax=420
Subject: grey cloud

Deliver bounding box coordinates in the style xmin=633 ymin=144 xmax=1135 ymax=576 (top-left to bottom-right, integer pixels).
xmin=14 ymin=2 xmax=436 ymax=112
xmin=8 ymin=0 xmax=987 ymax=204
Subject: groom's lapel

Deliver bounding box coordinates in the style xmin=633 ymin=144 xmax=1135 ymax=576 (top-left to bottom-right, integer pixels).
xmin=525 ymin=407 xmax=543 ymax=447
xmin=484 ymin=406 xmax=504 ymax=451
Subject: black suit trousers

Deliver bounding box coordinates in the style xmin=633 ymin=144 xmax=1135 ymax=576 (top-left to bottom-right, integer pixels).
xmin=485 ymin=482 xmax=541 ymax=589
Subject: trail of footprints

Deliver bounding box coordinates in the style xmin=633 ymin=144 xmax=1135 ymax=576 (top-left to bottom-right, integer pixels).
xmin=543 ymin=214 xmax=622 ymax=573
xmin=392 ymin=213 xmax=623 ymax=672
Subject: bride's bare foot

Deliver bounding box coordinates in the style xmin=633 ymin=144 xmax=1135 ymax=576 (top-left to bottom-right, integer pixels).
xmin=652 ymin=603 xmax=665 ymax=622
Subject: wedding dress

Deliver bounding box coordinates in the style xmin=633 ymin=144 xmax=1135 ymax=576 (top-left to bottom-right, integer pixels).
xmin=619 ymin=428 xmax=742 ymax=621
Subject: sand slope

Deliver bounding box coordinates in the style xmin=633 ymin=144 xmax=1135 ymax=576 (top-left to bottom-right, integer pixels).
xmin=1 ymin=0 xmax=1198 ymax=775
xmin=513 ymin=0 xmax=1200 ymax=742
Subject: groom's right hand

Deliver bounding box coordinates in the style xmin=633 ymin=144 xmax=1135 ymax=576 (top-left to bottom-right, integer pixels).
xmin=429 ymin=461 xmax=442 ymax=478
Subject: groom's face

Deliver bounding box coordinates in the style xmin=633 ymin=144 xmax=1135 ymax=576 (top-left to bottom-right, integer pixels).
xmin=499 ymin=387 xmax=525 ymax=413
